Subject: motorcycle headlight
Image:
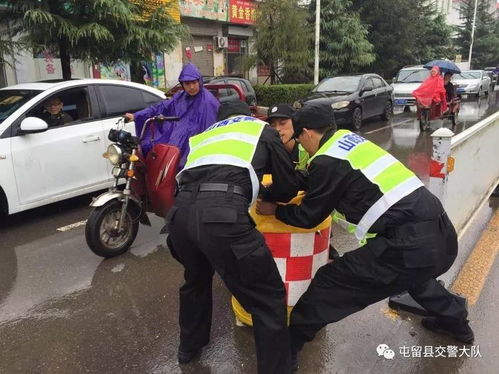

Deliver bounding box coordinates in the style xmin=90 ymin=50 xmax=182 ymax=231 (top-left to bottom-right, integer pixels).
xmin=331 ymin=101 xmax=350 ymax=110
xmin=106 ymin=144 xmax=123 ymax=165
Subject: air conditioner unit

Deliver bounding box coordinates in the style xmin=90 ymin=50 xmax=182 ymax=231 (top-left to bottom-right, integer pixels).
xmin=214 ymin=36 xmax=228 ymax=49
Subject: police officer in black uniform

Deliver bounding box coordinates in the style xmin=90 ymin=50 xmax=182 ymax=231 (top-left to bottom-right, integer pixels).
xmin=267 ymin=103 xmax=339 ymax=260
xmin=257 ymin=102 xmax=473 ymax=370
xmin=167 ymin=101 xmax=299 ymax=374
xmin=266 ymin=104 xmax=300 ymax=163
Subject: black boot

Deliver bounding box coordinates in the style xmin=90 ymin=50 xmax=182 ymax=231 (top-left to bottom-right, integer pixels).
xmin=421 ymin=317 xmax=474 ymax=344
xmin=178 ymin=347 xmax=202 ymax=364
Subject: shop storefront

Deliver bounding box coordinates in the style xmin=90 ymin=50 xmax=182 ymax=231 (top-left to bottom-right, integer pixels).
xmin=179 ymin=1 xmax=227 ymax=77
xmin=226 ymin=0 xmax=256 ymax=79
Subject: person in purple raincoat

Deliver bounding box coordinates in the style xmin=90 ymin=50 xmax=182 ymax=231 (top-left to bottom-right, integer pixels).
xmin=124 ymin=63 xmax=220 ymax=168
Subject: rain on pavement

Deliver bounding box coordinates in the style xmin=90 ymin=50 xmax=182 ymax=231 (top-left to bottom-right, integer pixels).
xmin=1 ymin=88 xmax=498 ymax=374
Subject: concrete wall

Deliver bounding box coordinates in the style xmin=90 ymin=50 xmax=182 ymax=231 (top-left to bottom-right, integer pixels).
xmin=163 ymin=44 xmax=184 ymax=89
xmin=2 ymin=49 xmax=91 ymax=85
xmin=429 ymin=111 xmax=499 ymax=234
xmin=446 ymin=111 xmax=499 ymax=233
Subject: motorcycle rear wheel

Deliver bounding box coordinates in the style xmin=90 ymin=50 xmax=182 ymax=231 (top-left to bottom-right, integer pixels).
xmin=85 ymin=200 xmax=139 ymax=258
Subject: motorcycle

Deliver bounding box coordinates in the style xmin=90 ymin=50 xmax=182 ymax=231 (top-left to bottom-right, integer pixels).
xmin=85 ymin=115 xmax=180 ymax=258
xmin=416 ymin=97 xmax=460 ymax=131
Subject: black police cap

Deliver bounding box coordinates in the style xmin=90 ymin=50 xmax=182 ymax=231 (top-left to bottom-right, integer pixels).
xmin=292 ymin=102 xmax=334 ymax=137
xmin=267 ymin=103 xmax=295 ymax=121
xmin=217 ymin=100 xmax=252 ymax=121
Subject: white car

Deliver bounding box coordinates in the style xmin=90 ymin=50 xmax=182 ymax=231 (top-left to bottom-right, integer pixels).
xmin=453 ymin=70 xmax=492 ymax=98
xmin=391 ymin=66 xmax=430 ymax=109
xmin=0 ymin=79 xmax=164 ymax=215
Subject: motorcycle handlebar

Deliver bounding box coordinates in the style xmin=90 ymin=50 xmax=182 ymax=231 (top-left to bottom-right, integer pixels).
xmin=152 ymin=115 xmax=180 ymax=122
xmin=140 ymin=115 xmax=180 ymax=140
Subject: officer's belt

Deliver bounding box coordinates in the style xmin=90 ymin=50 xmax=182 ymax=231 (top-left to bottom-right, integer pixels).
xmin=179 ymin=183 xmax=246 ymax=197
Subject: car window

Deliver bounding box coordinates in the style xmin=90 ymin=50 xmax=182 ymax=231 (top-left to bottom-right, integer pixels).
xmin=99 ymin=85 xmax=150 ymax=118
xmin=240 ymin=80 xmax=250 ymax=92
xmin=226 ymin=79 xmax=245 ymax=100
xmin=363 ymin=78 xmax=374 ymax=91
xmin=228 ymin=79 xmax=244 ymax=91
xmin=453 ymin=71 xmax=481 ymax=80
xmin=372 ymin=77 xmax=385 ymax=88
xmin=231 ymin=79 xmax=244 ymax=91
xmin=208 ymin=87 xmax=229 ymax=99
xmin=27 ymin=87 xmax=92 ymax=128
xmin=395 ymin=69 xmax=429 ymax=83
xmin=143 ymin=91 xmax=162 ymax=106
xmin=314 ymin=76 xmax=361 ymax=93
xmin=206 ymin=79 xmax=229 ymax=99
xmin=0 ymin=89 xmax=42 ymax=125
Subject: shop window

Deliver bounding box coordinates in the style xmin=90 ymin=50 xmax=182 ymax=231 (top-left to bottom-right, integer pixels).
xmin=226 ymin=38 xmax=248 ymax=77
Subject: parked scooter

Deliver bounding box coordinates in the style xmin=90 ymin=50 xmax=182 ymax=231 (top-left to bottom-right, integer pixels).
xmin=85 ymin=115 xmax=180 ymax=258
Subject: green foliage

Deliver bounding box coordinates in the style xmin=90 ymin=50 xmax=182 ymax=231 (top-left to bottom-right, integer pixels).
xmin=0 ymin=0 xmax=186 ymax=78
xmin=253 ymin=0 xmax=312 ymax=84
xmin=309 ymin=0 xmax=375 ymax=78
xmin=254 ymin=84 xmax=315 ymax=107
xmin=414 ymin=3 xmax=454 ymax=63
xmin=454 ymin=0 xmax=499 ymax=69
xmin=351 ymin=0 xmax=453 ymax=78
xmin=0 ymin=39 xmax=23 ymax=66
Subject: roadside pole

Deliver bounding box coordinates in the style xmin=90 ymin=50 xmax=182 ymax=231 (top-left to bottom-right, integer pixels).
xmin=314 ymin=0 xmax=320 ymax=85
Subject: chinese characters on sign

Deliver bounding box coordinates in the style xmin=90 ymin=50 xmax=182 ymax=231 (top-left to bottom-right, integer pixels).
xmin=377 ymin=343 xmax=482 ymax=360
xmin=229 ymin=0 xmax=256 ymax=25
xmin=398 ymin=345 xmax=482 ymax=358
xmin=43 ymin=51 xmax=56 ymax=75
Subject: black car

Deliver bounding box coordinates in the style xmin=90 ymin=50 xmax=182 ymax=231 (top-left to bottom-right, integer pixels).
xmin=297 ymin=74 xmax=394 ymax=130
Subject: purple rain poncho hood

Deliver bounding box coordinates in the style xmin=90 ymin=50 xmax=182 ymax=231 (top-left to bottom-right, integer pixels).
xmin=134 ymin=63 xmax=220 ymax=168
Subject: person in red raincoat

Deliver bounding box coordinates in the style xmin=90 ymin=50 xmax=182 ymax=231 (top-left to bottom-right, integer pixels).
xmin=412 ymin=66 xmax=448 ymax=113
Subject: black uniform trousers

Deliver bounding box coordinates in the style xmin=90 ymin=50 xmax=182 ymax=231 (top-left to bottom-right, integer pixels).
xmin=289 ymin=212 xmax=468 ymax=352
xmin=168 ymin=189 xmax=291 ymax=374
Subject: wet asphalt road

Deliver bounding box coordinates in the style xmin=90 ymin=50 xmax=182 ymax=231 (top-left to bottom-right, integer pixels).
xmin=1 ymin=88 xmax=498 ymax=373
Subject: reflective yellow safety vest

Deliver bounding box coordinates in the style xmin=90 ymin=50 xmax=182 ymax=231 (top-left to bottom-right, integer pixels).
xmin=308 ymin=130 xmax=424 ymax=241
xmin=296 ymin=145 xmax=309 ymax=170
xmin=177 ymin=116 xmax=267 ymax=205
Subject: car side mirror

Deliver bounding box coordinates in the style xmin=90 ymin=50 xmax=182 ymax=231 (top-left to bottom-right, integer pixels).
xmin=392 ymin=77 xmax=396 ymax=84
xmin=361 ymin=86 xmax=373 ymax=96
xmin=18 ymin=117 xmax=48 ymax=135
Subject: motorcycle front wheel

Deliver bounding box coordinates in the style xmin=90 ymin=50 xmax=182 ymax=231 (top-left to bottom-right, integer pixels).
xmin=85 ymin=200 xmax=139 ymax=258
xmin=419 ymin=109 xmax=430 ymax=131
